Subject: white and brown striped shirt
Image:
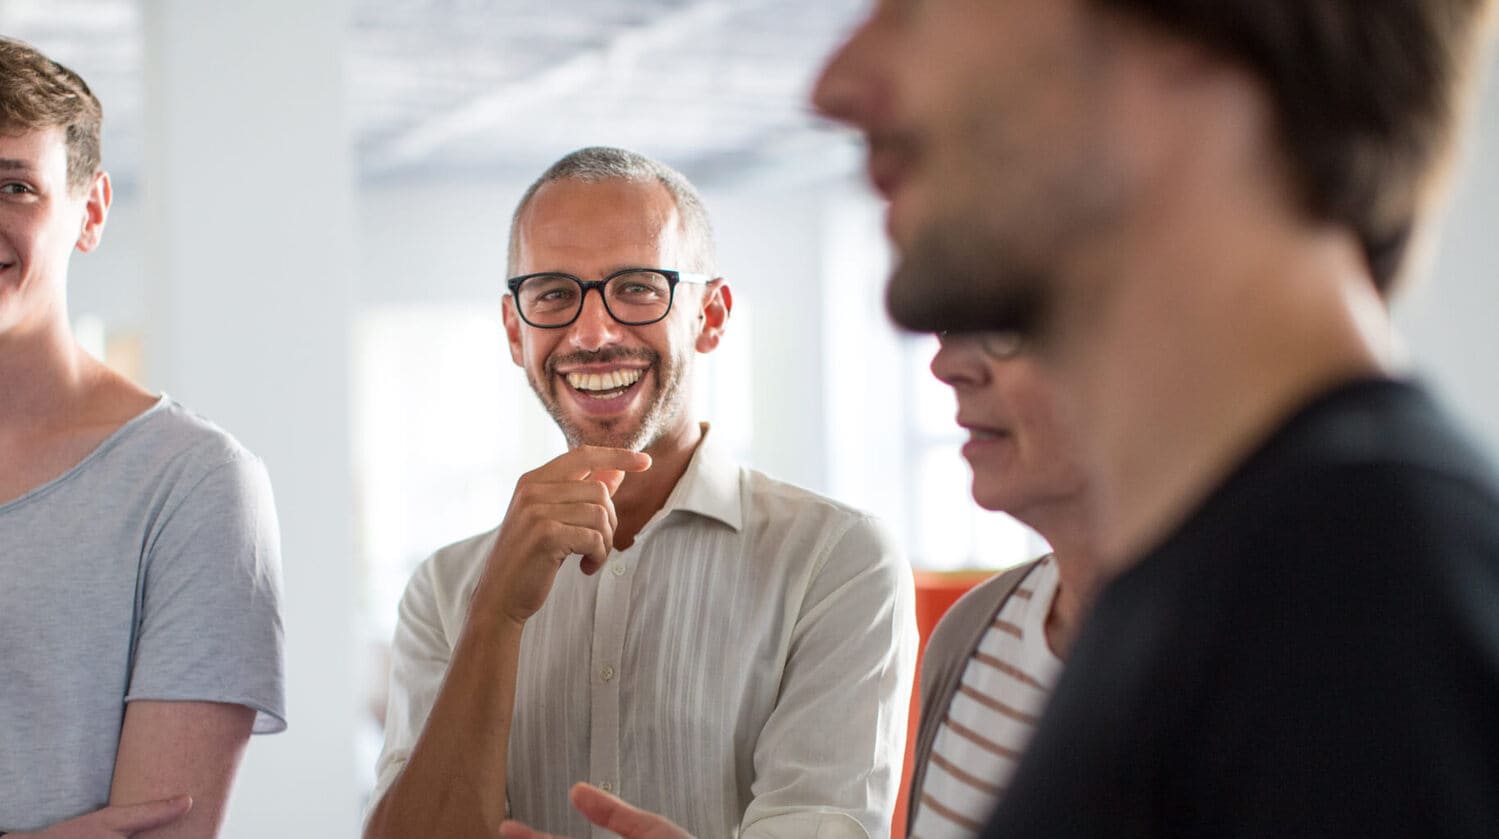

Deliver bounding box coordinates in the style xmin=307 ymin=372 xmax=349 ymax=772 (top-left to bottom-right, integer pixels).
xmin=910 ymin=556 xmax=1062 ymax=839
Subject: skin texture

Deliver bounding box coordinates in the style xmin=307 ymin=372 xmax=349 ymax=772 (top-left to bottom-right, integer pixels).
xmin=364 ymin=176 xmax=731 ymax=839
xmin=503 ymin=179 xmax=729 ymax=457
xmin=811 ymin=0 xmax=1139 ymax=336
xmin=929 ymin=334 xmax=1086 ymax=521
xmin=0 ymin=127 xmax=144 ymax=506
xmin=7 ymin=798 xmax=192 ymax=839
xmin=929 ymin=333 xmax=1096 ymax=655
xmin=0 ymin=127 xmax=255 ymax=837
xmin=104 ymin=702 xmax=256 ymax=839
xmin=814 ymin=0 xmax=1394 ymax=565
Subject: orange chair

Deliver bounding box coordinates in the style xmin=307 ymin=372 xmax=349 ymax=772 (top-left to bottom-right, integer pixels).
xmin=892 ymin=570 xmax=994 ymax=839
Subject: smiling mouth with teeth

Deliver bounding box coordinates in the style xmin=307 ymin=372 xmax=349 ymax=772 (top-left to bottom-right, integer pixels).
xmin=564 ymin=368 xmax=644 ymax=399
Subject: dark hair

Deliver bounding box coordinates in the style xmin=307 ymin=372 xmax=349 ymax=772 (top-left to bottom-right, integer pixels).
xmin=0 ymin=37 xmax=103 ymax=193
xmin=1093 ymin=0 xmax=1494 ymax=293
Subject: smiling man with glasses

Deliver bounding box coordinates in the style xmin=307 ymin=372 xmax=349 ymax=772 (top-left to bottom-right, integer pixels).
xmin=365 ymin=146 xmax=916 ymax=839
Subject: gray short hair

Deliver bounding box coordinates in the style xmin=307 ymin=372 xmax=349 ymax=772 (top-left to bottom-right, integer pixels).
xmin=507 ymin=146 xmax=718 ymax=277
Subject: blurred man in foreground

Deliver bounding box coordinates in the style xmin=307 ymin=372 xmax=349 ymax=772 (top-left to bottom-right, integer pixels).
xmin=815 ymin=0 xmax=1499 ymax=835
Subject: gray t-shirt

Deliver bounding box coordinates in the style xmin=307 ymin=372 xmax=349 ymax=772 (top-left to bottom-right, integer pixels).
xmin=0 ymin=396 xmax=286 ymax=831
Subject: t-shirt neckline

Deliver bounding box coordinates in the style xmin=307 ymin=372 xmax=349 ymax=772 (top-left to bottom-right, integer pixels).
xmin=0 ymin=394 xmax=171 ymax=514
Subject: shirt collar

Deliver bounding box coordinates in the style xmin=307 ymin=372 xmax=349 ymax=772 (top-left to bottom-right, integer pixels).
xmin=655 ymin=423 xmax=743 ymax=532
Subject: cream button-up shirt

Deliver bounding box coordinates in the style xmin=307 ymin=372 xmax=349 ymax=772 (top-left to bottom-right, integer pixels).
xmin=372 ymin=430 xmax=917 ymax=838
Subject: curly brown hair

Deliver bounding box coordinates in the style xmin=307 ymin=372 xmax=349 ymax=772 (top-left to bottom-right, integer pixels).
xmin=0 ymin=37 xmax=103 ymax=194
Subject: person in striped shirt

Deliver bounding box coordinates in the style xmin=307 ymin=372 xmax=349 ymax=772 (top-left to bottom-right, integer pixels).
xmin=904 ymin=330 xmax=1101 ymax=838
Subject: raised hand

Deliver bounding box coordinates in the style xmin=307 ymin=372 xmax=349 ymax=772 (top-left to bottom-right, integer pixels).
xmin=365 ymin=447 xmax=653 ymax=839
xmin=12 ymin=796 xmax=192 ymax=839
xmin=478 ymin=445 xmax=652 ymax=626
xmin=499 ymin=784 xmax=692 ymax=839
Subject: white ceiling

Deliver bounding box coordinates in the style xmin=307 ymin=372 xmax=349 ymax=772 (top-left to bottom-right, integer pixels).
xmin=1 ymin=0 xmax=868 ymax=189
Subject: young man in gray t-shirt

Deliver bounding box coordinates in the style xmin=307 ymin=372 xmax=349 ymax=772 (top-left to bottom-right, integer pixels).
xmin=0 ymin=38 xmax=286 ymax=837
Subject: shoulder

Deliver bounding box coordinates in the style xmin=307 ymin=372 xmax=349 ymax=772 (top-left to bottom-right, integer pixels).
xmin=1250 ymin=398 xmax=1499 ymax=582
xmin=90 ymin=400 xmax=281 ymax=545
xmin=423 ymin=527 xmax=500 ymax=581
xmin=1267 ymin=379 xmax=1499 ymax=509
xmin=924 ymin=560 xmax=1041 ymax=681
xmin=730 ymin=469 xmax=911 ymax=612
xmin=120 ymin=398 xmax=270 ymax=490
xmin=1172 ymin=380 xmax=1499 ymax=584
xmin=739 ymin=467 xmax=899 ymax=553
xmin=1119 ymin=383 xmax=1499 ymax=695
xmin=399 ymin=527 xmax=500 ymax=635
xmin=930 ymin=561 xmax=1040 ymax=650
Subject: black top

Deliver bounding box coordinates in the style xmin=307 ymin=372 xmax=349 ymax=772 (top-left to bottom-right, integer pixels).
xmin=983 ymin=378 xmax=1499 ymax=838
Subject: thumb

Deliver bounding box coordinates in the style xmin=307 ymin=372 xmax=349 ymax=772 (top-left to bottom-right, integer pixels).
xmin=102 ymin=795 xmax=193 ymax=832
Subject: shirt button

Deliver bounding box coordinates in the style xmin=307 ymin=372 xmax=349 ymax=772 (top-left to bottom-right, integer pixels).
xmin=599 ymin=781 xmax=613 ymax=793
xmin=611 ymin=561 xmax=626 ymax=577
xmin=600 ymin=665 xmax=616 ymax=682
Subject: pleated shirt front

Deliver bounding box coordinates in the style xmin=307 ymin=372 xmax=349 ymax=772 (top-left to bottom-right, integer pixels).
xmin=374 ymin=430 xmax=917 ymax=838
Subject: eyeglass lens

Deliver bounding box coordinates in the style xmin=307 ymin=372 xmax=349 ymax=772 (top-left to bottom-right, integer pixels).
xmin=516 ymin=271 xmax=674 ymax=326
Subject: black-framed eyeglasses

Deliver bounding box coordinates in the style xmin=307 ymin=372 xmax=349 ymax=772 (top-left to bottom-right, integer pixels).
xmin=505 ymin=268 xmax=711 ymax=328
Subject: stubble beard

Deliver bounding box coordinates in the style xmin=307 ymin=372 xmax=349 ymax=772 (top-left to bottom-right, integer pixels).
xmin=531 ymin=346 xmax=689 ymax=453
xmin=887 ymin=61 xmax=1142 ymax=341
xmin=887 ymin=217 xmax=1051 ymax=338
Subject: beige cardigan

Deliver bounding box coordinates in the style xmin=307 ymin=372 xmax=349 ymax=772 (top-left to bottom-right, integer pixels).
xmin=907 ymin=558 xmax=1046 ymax=835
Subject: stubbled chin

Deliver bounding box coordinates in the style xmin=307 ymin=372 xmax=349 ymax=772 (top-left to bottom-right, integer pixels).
xmin=551 ymin=385 xmax=654 ymax=449
xmin=556 ymin=408 xmax=631 ymax=446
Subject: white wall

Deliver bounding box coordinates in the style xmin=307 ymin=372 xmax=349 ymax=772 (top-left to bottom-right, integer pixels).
xmin=1396 ymin=57 xmax=1499 ymax=457
xmin=708 ymin=183 xmax=832 ymax=489
xmin=355 ymin=176 xmax=524 ymax=307
xmin=90 ymin=2 xmax=362 ymax=837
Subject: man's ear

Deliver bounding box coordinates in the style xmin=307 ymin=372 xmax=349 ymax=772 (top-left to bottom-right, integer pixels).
xmin=695 ymin=279 xmax=732 ymax=354
xmin=75 ymin=171 xmax=112 ymax=253
xmin=502 ymin=296 xmax=526 ymax=367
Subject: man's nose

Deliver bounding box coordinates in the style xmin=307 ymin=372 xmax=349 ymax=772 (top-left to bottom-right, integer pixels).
xmin=811 ymin=13 xmax=885 ymax=125
xmin=567 ymin=288 xmax=624 ymax=352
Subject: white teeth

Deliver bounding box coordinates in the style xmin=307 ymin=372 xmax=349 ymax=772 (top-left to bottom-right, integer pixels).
xmin=566 ymin=368 xmax=643 ymax=392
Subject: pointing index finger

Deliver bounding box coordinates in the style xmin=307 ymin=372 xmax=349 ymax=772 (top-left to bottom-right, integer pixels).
xmin=548 ymin=446 xmax=653 ymax=483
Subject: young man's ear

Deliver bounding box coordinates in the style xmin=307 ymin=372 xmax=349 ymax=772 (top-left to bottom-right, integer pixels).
xmin=695 ymin=279 xmax=732 ymax=354
xmin=75 ymin=171 xmax=112 ymax=253
xmin=502 ymin=295 xmax=526 ymax=367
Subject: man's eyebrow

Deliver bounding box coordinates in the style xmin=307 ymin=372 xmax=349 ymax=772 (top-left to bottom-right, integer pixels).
xmin=0 ymin=158 xmax=36 ymax=172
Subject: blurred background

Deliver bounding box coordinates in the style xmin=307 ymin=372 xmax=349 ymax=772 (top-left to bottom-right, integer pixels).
xmin=6 ymin=0 xmax=1497 ymax=835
